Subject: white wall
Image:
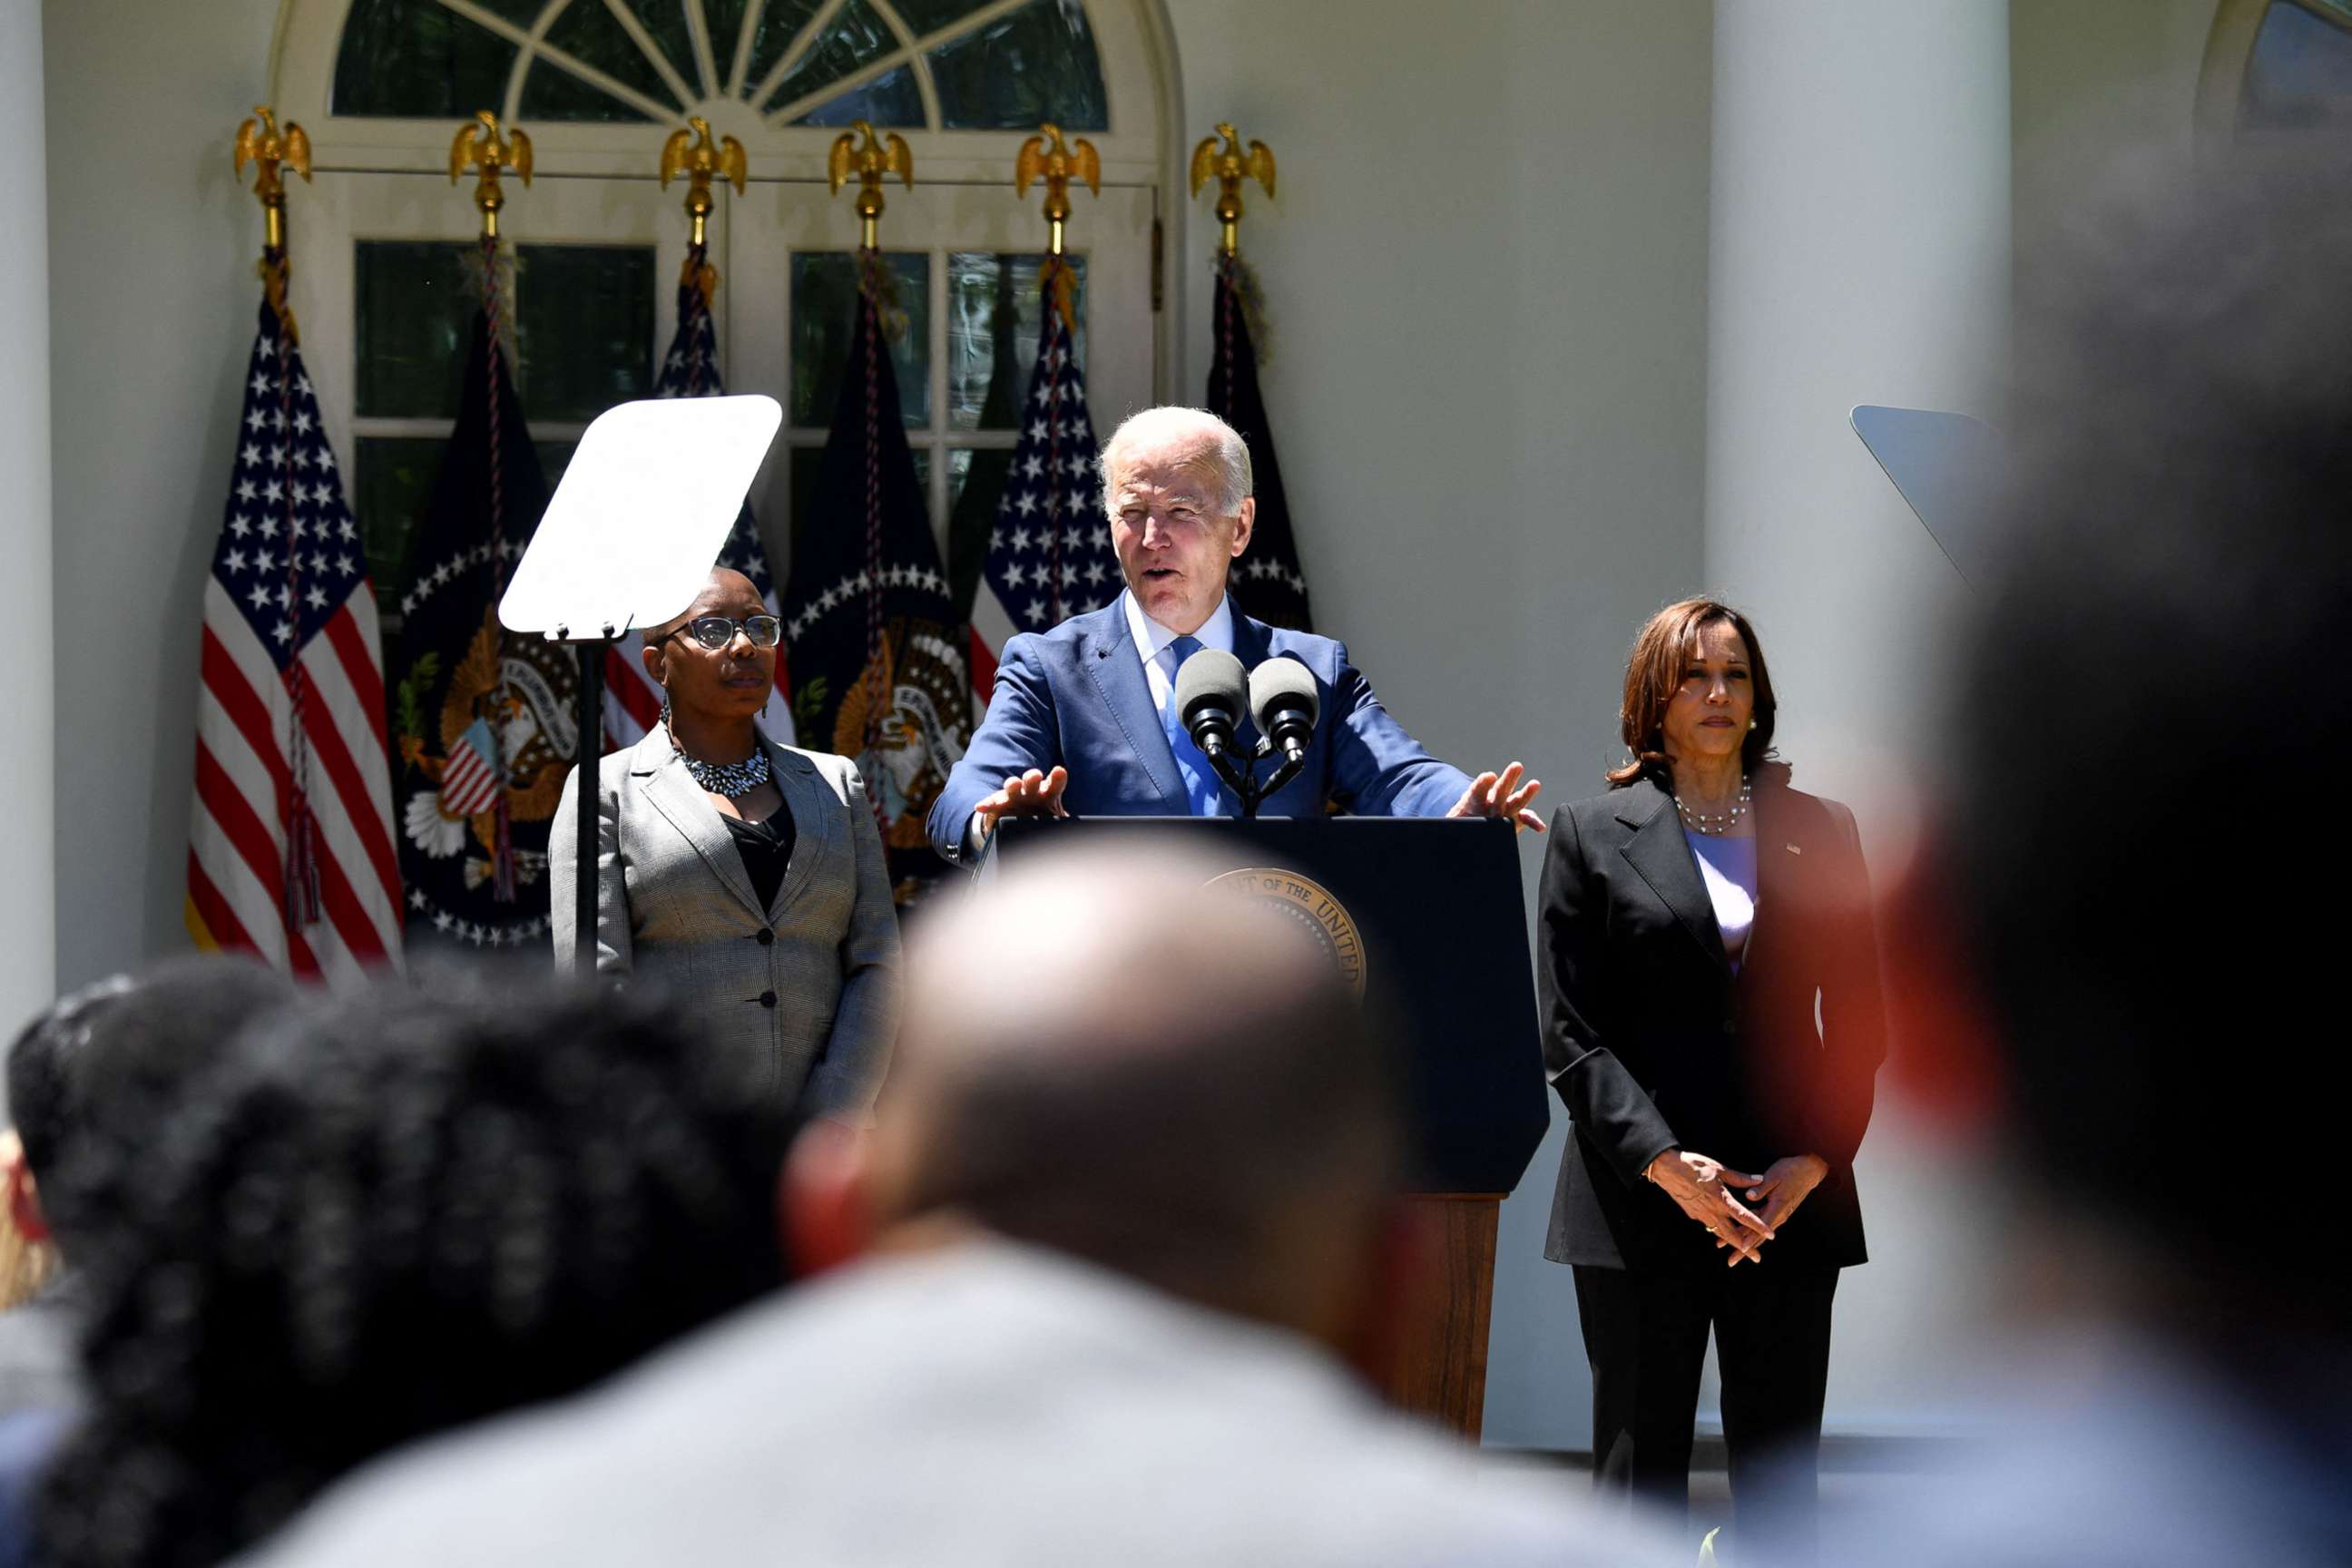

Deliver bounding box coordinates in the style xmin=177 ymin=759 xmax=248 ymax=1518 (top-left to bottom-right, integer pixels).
xmin=44 ymin=0 xmax=284 ymax=988
xmin=1163 ymin=0 xmax=1715 ymax=1450
xmin=2 ymin=0 xmax=56 ymax=1048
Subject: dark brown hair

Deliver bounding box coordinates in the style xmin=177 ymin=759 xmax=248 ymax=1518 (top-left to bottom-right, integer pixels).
xmin=1605 ymin=597 xmax=1779 ymax=788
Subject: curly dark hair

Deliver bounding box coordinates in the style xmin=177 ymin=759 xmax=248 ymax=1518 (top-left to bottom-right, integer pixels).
xmin=31 ymin=969 xmax=799 ymax=1568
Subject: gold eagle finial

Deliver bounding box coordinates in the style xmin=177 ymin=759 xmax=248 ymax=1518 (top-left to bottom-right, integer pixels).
xmin=449 ymin=111 xmax=533 ymax=239
xmin=828 ymin=120 xmax=913 ymax=250
xmin=233 ymin=106 xmax=311 ymax=254
xmin=1014 ymin=123 xmax=1101 ymax=259
xmin=1189 ymin=122 xmax=1276 ymax=256
xmin=660 ymin=115 xmax=748 ymax=250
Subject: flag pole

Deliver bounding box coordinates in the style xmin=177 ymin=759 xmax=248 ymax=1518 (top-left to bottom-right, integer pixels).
xmin=662 ymin=114 xmax=747 ymax=308
xmin=1014 ymin=125 xmax=1099 ymax=624
xmin=1189 ymin=122 xmax=1277 ymax=258
xmin=1015 ymin=122 xmax=1101 ymax=264
xmin=826 ymin=122 xmax=914 ymax=771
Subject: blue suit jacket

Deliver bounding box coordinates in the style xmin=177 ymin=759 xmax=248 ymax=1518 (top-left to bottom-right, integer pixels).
xmin=928 ymin=596 xmax=1473 ymax=859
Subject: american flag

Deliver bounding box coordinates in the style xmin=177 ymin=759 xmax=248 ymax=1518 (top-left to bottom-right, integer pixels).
xmin=603 ymin=248 xmax=795 ymax=749
xmin=187 ymin=290 xmax=402 ymax=979
xmin=969 ymin=256 xmax=1121 ymax=707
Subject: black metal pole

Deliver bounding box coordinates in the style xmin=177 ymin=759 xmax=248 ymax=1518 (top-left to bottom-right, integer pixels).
xmin=574 ymin=637 xmax=604 ymax=974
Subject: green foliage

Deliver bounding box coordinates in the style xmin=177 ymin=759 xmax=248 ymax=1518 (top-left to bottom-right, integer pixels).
xmin=792 ymin=676 xmax=829 ymax=734
xmin=395 ymin=652 xmax=441 ymax=741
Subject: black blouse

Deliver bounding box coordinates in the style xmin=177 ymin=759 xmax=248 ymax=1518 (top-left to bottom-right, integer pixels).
xmin=721 ymin=808 xmax=797 ymax=911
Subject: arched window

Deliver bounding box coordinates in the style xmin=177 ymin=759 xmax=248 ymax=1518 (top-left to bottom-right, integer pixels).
xmin=2198 ymin=0 xmax=2352 ymax=146
xmin=266 ymin=0 xmax=1179 ymax=612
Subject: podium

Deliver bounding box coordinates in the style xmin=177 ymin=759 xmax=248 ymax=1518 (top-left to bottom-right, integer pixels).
xmin=982 ymin=815 xmax=1549 ymax=1436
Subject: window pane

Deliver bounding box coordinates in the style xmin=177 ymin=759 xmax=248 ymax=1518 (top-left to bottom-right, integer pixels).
xmin=355 ymin=241 xmax=476 ymax=420
xmin=946 ymin=252 xmax=1086 ymax=431
xmin=763 ymin=0 xmax=897 ymax=113
xmin=354 ymin=436 xmax=446 ymax=601
xmin=790 ymin=252 xmax=929 ymax=428
xmin=796 ymin=63 xmax=923 ymax=127
xmin=520 ymin=61 xmax=657 ymax=121
xmin=539 ymin=0 xmax=682 ymax=112
xmin=617 ymin=0 xmax=700 ymax=90
xmin=333 ymin=0 xmax=520 ymax=121
xmin=928 ymin=0 xmax=1107 ymax=132
xmin=705 ymin=0 xmax=751 ymax=86
xmin=890 ymin=0 xmax=996 ymax=36
xmin=2241 ymin=2 xmax=2352 ymax=134
xmin=739 ymin=0 xmax=822 ymax=95
xmin=515 ymin=245 xmax=657 ymax=421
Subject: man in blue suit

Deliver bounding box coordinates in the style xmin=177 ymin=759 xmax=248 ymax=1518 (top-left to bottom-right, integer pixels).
xmin=928 ymin=407 xmax=1543 ymax=862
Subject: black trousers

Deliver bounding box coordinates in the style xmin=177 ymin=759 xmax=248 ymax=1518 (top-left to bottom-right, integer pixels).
xmin=1573 ymin=1262 xmax=1838 ymax=1562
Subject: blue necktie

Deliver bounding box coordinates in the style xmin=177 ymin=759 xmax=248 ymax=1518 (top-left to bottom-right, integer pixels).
xmin=1160 ymin=635 xmax=1223 ymax=816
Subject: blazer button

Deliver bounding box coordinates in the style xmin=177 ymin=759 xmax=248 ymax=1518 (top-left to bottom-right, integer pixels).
xmin=760 ymin=990 xmax=778 ymax=1008
xmin=756 ymin=928 xmax=775 ymax=946
xmin=1721 ymin=1018 xmax=1738 ymax=1035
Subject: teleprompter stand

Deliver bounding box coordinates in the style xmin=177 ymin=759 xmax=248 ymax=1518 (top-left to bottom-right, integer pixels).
xmin=979 ymin=814 xmax=1550 ymax=1436
xmin=499 ymin=395 xmax=783 ymax=971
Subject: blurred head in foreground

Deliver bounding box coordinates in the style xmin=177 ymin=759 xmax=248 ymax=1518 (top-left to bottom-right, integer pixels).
xmin=789 ymin=843 xmax=1411 ymax=1368
xmin=34 ymin=973 xmax=798 ymax=1568
xmin=1945 ymin=159 xmax=2351 ymax=1351
xmin=5 ymin=958 xmax=296 ymax=1268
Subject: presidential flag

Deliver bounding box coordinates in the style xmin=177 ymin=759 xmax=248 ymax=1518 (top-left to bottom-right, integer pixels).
xmin=604 ymin=244 xmax=795 ymax=750
xmin=970 ymin=255 xmax=1121 ymax=706
xmin=780 ymin=255 xmax=968 ymax=887
xmin=188 ymin=276 xmax=402 ymax=979
xmin=1208 ymin=251 xmax=1313 ymax=631
xmin=389 ymin=244 xmax=570 ymax=951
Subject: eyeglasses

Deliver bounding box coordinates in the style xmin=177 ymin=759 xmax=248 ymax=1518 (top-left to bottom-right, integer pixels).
xmin=654 ymin=614 xmax=783 ymax=652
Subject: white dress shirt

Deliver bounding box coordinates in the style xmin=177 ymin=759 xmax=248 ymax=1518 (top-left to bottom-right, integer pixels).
xmin=1122 ymin=589 xmax=1236 ymax=715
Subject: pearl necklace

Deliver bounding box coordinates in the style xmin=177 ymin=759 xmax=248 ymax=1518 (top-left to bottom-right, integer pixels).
xmin=671 ymin=729 xmax=771 ymax=799
xmin=1674 ymin=775 xmax=1752 ymax=835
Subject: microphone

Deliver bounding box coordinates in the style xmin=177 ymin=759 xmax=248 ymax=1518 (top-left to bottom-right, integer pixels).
xmin=1248 ymin=655 xmax=1319 ymax=766
xmin=1173 ymin=647 xmax=1250 ymax=760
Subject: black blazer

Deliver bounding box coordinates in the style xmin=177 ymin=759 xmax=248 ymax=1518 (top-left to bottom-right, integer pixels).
xmin=1537 ymin=771 xmax=1886 ymax=1276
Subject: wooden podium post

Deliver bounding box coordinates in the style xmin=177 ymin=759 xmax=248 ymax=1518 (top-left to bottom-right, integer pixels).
xmin=1385 ymin=1192 xmax=1503 ymax=1439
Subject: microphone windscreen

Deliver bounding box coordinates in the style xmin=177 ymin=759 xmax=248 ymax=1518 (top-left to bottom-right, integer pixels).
xmin=1248 ymin=655 xmax=1321 ymax=731
xmin=1174 ymin=647 xmax=1250 ymax=720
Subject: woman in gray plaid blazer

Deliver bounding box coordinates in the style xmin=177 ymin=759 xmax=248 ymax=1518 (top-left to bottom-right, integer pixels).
xmin=552 ymin=571 xmax=898 ymax=1121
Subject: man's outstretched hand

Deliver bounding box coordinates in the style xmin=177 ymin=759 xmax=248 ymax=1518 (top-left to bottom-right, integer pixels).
xmin=1447 ymin=760 xmax=1545 ymax=832
xmin=972 ymin=766 xmax=1071 ymax=844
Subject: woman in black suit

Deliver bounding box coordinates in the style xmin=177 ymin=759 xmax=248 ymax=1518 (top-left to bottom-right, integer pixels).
xmin=1538 ymin=598 xmax=1885 ymax=1561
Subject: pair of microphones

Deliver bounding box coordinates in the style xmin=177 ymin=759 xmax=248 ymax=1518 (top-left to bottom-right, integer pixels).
xmin=1171 ymin=649 xmax=1320 ymax=817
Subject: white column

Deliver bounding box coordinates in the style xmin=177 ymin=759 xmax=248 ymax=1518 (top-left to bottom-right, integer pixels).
xmin=1706 ymin=0 xmax=2009 ymax=811
xmin=1703 ymin=0 xmax=2010 ymax=1436
xmin=0 ymin=0 xmax=55 ymax=1054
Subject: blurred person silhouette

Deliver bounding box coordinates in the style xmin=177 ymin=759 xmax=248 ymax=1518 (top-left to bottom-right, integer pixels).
xmin=26 ymin=970 xmax=799 ymax=1568
xmin=1819 ymin=163 xmax=2352 ymax=1565
xmin=0 ymin=962 xmax=297 ymax=1426
xmin=0 ymin=960 xmax=299 ymax=1568
xmin=244 ymin=845 xmax=1685 ymax=1568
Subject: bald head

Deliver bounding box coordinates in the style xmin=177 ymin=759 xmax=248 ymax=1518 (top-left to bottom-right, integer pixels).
xmin=642 ymin=567 xmax=760 ymax=647
xmin=859 ymin=844 xmax=1403 ymax=1339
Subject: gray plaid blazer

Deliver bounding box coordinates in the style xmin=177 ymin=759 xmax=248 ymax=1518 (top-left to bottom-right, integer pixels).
xmin=551 ymin=727 xmax=900 ymax=1119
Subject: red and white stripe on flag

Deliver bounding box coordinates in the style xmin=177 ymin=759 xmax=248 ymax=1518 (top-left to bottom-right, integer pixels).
xmin=190 ymin=582 xmax=403 ymax=982
xmin=188 ymin=304 xmax=403 ymax=982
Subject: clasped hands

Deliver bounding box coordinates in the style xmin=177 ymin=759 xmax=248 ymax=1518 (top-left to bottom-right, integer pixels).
xmin=1644 ymin=1148 xmax=1829 ymax=1268
xmin=972 ymin=759 xmax=1546 ymax=842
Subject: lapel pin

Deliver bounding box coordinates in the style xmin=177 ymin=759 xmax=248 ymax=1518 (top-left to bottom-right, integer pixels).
xmin=1786 ymin=843 xmax=1801 ymax=854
